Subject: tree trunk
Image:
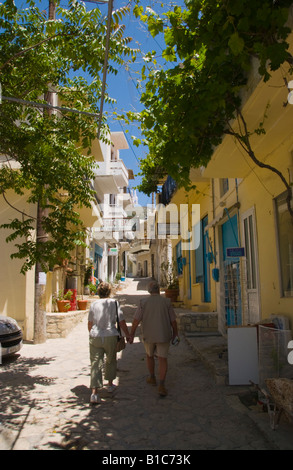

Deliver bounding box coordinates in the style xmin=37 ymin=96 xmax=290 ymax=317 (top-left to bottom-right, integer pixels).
xmin=34 ymin=203 xmax=48 ymax=343
xmin=33 ymin=0 xmax=56 ymax=343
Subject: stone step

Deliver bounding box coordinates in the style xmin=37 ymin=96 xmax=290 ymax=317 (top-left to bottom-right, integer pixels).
xmin=191 ymin=304 xmax=212 ymax=312
xmin=175 ymin=309 xmax=218 ymax=335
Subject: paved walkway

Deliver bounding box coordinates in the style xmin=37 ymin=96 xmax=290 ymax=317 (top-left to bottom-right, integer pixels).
xmin=0 ymin=278 xmax=292 ymax=451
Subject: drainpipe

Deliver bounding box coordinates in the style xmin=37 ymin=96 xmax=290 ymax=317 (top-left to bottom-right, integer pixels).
xmin=212 ymin=179 xmax=216 ymax=264
xmin=289 ymin=152 xmax=293 ymax=184
xmin=235 ymin=178 xmax=241 ymax=246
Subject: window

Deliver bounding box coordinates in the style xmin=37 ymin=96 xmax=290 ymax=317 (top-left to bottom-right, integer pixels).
xmin=219 ymin=178 xmax=229 ymax=198
xmin=109 ymin=194 xmax=116 ymax=206
xmin=275 ymin=191 xmax=293 ymax=297
xmin=111 ymin=146 xmax=117 ymax=161
xmin=243 ymin=213 xmax=257 ymax=290
xmin=176 ymin=241 xmax=183 ymax=275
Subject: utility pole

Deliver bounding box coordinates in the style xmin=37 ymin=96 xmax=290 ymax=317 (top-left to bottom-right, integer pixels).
xmin=33 ymin=0 xmax=56 ymax=344
xmin=97 ymin=0 xmax=113 ymax=139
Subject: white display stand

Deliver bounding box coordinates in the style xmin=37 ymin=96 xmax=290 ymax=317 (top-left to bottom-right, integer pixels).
xmin=228 ymin=326 xmax=259 ymax=385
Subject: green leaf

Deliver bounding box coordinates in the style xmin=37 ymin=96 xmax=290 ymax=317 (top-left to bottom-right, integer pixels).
xmin=228 ymin=32 xmax=245 ymax=56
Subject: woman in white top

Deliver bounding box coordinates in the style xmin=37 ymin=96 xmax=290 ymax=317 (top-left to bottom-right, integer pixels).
xmin=88 ymin=282 xmax=130 ymax=404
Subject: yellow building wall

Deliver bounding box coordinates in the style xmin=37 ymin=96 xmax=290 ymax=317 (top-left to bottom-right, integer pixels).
xmin=201 ymin=42 xmax=293 ymax=332
xmin=207 ymin=124 xmax=293 ymax=329
xmin=0 ymin=189 xmax=37 ymax=340
xmin=170 ymin=183 xmax=217 ymax=312
xmin=237 ymin=149 xmax=293 ymax=322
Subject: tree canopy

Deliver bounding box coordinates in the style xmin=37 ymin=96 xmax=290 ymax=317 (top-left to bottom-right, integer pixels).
xmin=0 ymin=0 xmax=136 ymax=273
xmin=130 ymin=0 xmax=293 ymax=197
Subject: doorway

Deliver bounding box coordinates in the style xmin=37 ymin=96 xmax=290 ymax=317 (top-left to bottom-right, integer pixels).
xmin=144 ymin=260 xmax=148 ymax=277
xmin=241 ymin=208 xmax=260 ymax=324
xmin=195 ymin=216 xmax=211 ymax=302
xmin=221 ymin=213 xmax=242 ymax=326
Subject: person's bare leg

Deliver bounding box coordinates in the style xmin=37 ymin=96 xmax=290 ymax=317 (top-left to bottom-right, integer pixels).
xmin=146 ymin=354 xmax=155 ymax=377
xmin=158 ymin=357 xmax=168 ymax=382
xmin=158 ymin=357 xmax=168 ymax=396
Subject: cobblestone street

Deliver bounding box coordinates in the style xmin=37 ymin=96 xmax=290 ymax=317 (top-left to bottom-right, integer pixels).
xmin=0 ymin=278 xmax=291 ymax=453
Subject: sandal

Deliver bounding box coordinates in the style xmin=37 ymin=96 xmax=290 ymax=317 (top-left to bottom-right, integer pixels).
xmin=146 ymin=376 xmax=157 ymax=386
xmin=90 ymin=393 xmax=101 ymax=404
xmin=158 ymin=385 xmax=168 ymax=397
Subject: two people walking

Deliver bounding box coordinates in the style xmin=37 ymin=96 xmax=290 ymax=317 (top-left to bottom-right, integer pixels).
xmin=88 ymin=280 xmax=179 ymax=403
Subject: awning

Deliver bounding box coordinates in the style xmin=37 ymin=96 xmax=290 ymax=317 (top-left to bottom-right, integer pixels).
xmin=94 ymin=175 xmax=119 ymax=198
xmin=78 ymin=200 xmax=103 ymax=228
xmin=111 ymin=132 xmax=129 ymax=150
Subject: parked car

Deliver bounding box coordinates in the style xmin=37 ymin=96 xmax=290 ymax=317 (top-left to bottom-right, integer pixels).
xmin=0 ymin=315 xmax=23 ymax=358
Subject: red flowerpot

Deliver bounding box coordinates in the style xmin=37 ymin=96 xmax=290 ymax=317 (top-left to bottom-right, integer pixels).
xmin=78 ymin=300 xmax=88 ymax=310
xmin=57 ymin=300 xmax=71 ymax=312
xmin=165 ymin=289 xmax=179 ymax=302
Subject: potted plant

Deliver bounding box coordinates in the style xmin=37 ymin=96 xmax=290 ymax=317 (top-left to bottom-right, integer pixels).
xmin=160 ymin=261 xmax=179 ymax=302
xmin=115 ymin=272 xmax=122 ymax=282
xmin=83 ymin=263 xmax=93 ymax=295
xmin=77 ymin=296 xmax=88 ymax=310
xmin=88 ymin=283 xmax=97 ymax=296
xmin=54 ymin=289 xmax=73 ymax=313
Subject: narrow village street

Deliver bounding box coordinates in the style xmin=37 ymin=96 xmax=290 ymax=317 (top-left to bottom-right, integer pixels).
xmin=0 ymin=278 xmax=291 ymax=453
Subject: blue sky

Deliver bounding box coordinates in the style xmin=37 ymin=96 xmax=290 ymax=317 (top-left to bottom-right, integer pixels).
xmin=98 ymin=0 xmax=180 ymax=207
xmin=84 ymin=0 xmax=186 ymax=207
xmin=99 ymin=0 xmax=158 ymax=207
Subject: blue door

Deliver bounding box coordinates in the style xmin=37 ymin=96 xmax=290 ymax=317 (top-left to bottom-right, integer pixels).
xmin=202 ymin=216 xmax=211 ymax=302
xmin=195 ymin=216 xmax=211 ymax=302
xmin=221 ymin=214 xmax=242 ymax=326
xmin=94 ymin=244 xmax=103 ymax=280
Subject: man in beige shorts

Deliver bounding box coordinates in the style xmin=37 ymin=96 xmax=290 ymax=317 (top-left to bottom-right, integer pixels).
xmin=129 ymin=280 xmax=179 ymax=397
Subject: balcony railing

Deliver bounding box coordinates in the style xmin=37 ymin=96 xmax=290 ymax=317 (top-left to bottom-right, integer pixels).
xmin=96 ymin=159 xmax=129 ymax=188
xmin=130 ymin=239 xmax=150 ymax=254
xmin=109 ymin=160 xmax=129 ymax=187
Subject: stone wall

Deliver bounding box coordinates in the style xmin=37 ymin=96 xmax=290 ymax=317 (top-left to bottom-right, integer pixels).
xmin=46 ymin=310 xmax=88 ymax=339
xmin=176 ymin=310 xmax=218 ymax=334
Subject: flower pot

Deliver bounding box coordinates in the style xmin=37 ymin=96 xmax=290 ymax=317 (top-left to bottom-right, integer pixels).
xmin=165 ymin=289 xmax=179 ymax=302
xmin=57 ymin=300 xmax=71 ymax=312
xmin=77 ymin=300 xmax=88 ymax=310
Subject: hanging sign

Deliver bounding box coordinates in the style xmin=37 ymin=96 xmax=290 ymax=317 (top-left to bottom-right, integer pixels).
xmin=226 ymin=247 xmax=245 ymax=258
xmin=38 ymin=272 xmax=47 ymax=285
xmin=108 ymin=247 xmax=118 ymax=256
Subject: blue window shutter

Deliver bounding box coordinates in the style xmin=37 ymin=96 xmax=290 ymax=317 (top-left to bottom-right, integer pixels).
xmin=176 ymin=241 xmax=183 ymax=275
xmin=195 ymin=222 xmax=204 ymax=283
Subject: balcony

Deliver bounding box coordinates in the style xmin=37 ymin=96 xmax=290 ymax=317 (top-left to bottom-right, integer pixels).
xmin=81 ymin=137 xmax=104 ymax=162
xmin=78 ymin=199 xmax=103 ymax=228
xmin=129 ymin=239 xmax=150 ymax=254
xmin=93 ymin=174 xmax=119 ymax=200
xmin=118 ymin=187 xmax=137 ymax=208
xmin=95 ymin=159 xmax=129 ymax=192
xmin=106 ymin=204 xmax=125 ymax=219
xmin=109 ymin=159 xmax=129 ymax=188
